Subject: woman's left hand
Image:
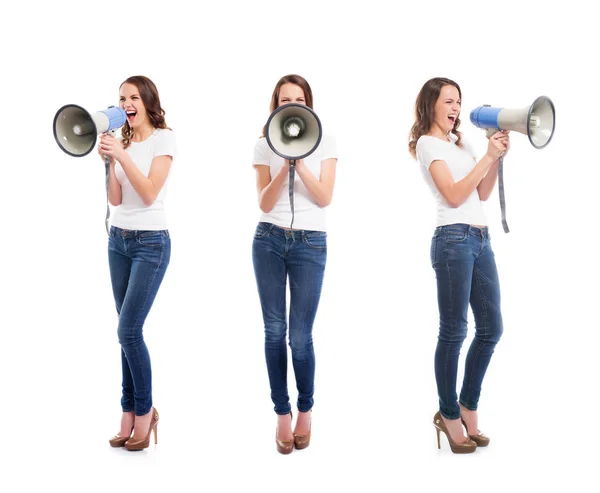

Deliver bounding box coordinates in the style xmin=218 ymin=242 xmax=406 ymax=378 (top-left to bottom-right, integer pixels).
xmin=500 ymin=130 xmax=510 ymax=158
xmin=294 ymin=158 xmax=306 ymax=172
xmin=99 ymin=134 xmax=125 ymax=161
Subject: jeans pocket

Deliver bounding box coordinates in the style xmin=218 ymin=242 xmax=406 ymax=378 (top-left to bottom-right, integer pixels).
xmin=304 ymin=232 xmax=327 ymax=250
xmin=444 ymin=228 xmax=468 ymax=243
xmin=138 ymin=231 xmax=166 ymax=246
xmin=254 ymin=224 xmax=269 ymax=239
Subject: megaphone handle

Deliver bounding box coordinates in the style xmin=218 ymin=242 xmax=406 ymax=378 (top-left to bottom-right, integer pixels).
xmin=289 ymin=160 xmax=296 ymax=230
xmin=105 ymin=157 xmax=111 ymax=236
xmin=498 ymin=156 xmax=510 ymax=233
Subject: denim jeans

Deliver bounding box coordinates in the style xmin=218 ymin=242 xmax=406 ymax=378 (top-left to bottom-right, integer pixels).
xmin=252 ymin=222 xmax=327 ymax=415
xmin=108 ymin=226 xmax=171 ymax=416
xmin=430 ymin=224 xmax=503 ymax=420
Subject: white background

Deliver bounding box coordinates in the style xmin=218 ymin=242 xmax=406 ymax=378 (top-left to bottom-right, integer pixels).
xmin=1 ymin=0 xmax=597 ymax=491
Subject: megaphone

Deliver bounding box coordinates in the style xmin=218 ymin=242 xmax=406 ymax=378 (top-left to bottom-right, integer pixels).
xmin=53 ymin=104 xmax=127 ymax=157
xmin=264 ymin=103 xmax=323 ymax=229
xmin=470 ymin=96 xmax=556 ymax=149
xmin=265 ymin=103 xmax=322 ymax=161
xmin=469 ymin=96 xmax=556 ymax=234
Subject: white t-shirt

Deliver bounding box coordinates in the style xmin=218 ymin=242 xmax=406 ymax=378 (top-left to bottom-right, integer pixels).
xmin=112 ymin=128 xmax=176 ymax=231
xmin=416 ymin=133 xmax=487 ymax=227
xmin=252 ymin=135 xmax=337 ymax=232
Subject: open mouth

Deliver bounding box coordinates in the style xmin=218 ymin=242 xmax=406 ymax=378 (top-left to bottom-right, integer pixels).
xmin=448 ymin=115 xmax=457 ymax=125
xmin=126 ymin=111 xmax=137 ymax=122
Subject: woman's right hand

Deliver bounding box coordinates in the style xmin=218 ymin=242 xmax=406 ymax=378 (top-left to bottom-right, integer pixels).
xmin=485 ymin=131 xmax=509 ymax=160
xmin=98 ymin=137 xmax=115 ymax=165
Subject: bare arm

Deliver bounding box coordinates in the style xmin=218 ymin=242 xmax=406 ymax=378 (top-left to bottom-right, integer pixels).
xmin=477 ymin=131 xmax=510 ymax=201
xmin=295 ymin=158 xmax=337 ymax=207
xmin=100 ymin=134 xmax=172 ymax=206
xmin=429 ymin=132 xmax=508 ymax=208
xmin=254 ymin=163 xmax=289 ymax=213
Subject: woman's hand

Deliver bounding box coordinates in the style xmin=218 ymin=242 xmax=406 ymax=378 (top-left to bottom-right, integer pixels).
xmin=98 ymin=134 xmax=126 ymax=163
xmin=485 ymin=130 xmax=510 ymax=160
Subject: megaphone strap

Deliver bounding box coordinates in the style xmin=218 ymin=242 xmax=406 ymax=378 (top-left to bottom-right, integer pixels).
xmin=105 ymin=158 xmax=111 ymax=235
xmin=498 ymin=156 xmax=509 ymax=233
xmin=289 ymin=161 xmax=296 ymax=230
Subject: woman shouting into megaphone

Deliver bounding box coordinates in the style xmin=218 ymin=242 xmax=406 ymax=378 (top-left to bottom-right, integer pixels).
xmin=98 ymin=75 xmax=175 ymax=451
xmin=409 ymin=77 xmax=509 ymax=454
xmin=251 ymin=74 xmax=338 ymax=454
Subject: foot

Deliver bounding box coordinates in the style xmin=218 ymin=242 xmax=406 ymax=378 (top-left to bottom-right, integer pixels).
xmin=277 ymin=413 xmax=293 ymax=442
xmin=131 ymin=409 xmax=153 ymax=440
xmin=459 ymin=403 xmax=480 ymax=436
xmin=441 ymin=414 xmax=470 ymax=444
xmin=117 ymin=411 xmax=135 ymax=438
xmin=293 ymin=410 xmax=311 ymax=436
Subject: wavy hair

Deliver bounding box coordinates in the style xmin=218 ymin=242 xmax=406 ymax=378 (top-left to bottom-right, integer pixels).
xmin=120 ymin=75 xmax=169 ymax=149
xmin=408 ymin=77 xmax=462 ymax=158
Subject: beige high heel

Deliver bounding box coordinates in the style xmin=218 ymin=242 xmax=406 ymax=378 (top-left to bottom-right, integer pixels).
xmin=125 ymin=408 xmax=159 ymax=451
xmin=433 ymin=411 xmax=477 ymax=454
xmin=276 ymin=411 xmax=294 ymax=455
xmin=460 ymin=417 xmax=490 ymax=447
xmin=293 ymin=410 xmax=312 ymax=450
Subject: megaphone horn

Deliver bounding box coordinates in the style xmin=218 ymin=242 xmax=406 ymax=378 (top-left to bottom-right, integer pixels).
xmin=469 ymin=96 xmax=556 ymax=149
xmin=53 ymin=104 xmax=127 ymax=157
xmin=265 ymin=103 xmax=323 ymax=161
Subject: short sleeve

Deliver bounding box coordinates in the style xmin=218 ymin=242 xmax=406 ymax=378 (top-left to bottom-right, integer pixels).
xmin=154 ymin=129 xmax=176 ymax=158
xmin=253 ymin=138 xmax=270 ymax=166
xmin=416 ymin=137 xmax=445 ymax=170
xmin=320 ymin=135 xmax=337 ymax=161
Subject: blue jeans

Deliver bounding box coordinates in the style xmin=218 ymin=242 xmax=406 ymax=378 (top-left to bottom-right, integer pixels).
xmin=430 ymin=224 xmax=503 ymax=420
xmin=252 ymin=222 xmax=327 ymax=415
xmin=108 ymin=226 xmax=171 ymax=416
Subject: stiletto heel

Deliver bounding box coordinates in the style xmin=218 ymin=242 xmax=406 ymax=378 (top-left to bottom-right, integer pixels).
xmin=125 ymin=407 xmax=159 ymax=451
xmin=433 ymin=411 xmax=477 ymax=454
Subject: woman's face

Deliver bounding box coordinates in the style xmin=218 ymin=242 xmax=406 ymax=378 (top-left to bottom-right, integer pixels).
xmin=119 ymin=83 xmax=148 ymax=129
xmin=277 ymin=83 xmax=306 ymax=107
xmin=433 ymin=84 xmax=461 ymax=134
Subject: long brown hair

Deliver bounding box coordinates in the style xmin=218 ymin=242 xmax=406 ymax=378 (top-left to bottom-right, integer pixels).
xmin=120 ymin=75 xmax=169 ymax=149
xmin=261 ymin=74 xmax=314 ymax=137
xmin=408 ymin=77 xmax=462 ymax=159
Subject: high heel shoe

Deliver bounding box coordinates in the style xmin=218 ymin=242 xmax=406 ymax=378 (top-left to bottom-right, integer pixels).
xmin=460 ymin=417 xmax=490 ymax=447
xmin=125 ymin=407 xmax=159 ymax=451
xmin=276 ymin=411 xmax=294 ymax=455
xmin=109 ymin=427 xmax=133 ymax=448
xmin=433 ymin=411 xmax=477 ymax=454
xmin=293 ymin=409 xmax=312 ymax=450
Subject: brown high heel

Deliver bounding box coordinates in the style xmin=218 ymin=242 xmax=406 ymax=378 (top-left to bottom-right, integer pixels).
xmin=276 ymin=411 xmax=294 ymax=455
xmin=460 ymin=418 xmax=490 ymax=447
xmin=293 ymin=409 xmax=312 ymax=450
xmin=433 ymin=411 xmax=477 ymax=454
xmin=109 ymin=428 xmax=133 ymax=448
xmin=125 ymin=408 xmax=159 ymax=451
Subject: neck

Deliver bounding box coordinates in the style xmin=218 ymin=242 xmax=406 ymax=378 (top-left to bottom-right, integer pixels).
xmin=131 ymin=122 xmax=155 ymax=142
xmin=427 ymin=122 xmax=451 ymax=141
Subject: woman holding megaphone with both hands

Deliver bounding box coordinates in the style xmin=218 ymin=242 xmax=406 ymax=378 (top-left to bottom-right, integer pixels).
xmin=252 ymin=74 xmax=338 ymax=454
xmin=98 ymin=75 xmax=175 ymax=451
xmin=409 ymin=77 xmax=509 ymax=454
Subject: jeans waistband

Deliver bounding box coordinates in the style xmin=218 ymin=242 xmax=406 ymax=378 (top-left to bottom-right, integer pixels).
xmin=110 ymin=226 xmax=169 ymax=238
xmin=258 ymin=222 xmax=326 ymax=239
xmin=435 ymin=223 xmax=489 ymax=238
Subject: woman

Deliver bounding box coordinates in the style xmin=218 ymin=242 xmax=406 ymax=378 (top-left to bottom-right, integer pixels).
xmin=252 ymin=74 xmax=337 ymax=454
xmin=409 ymin=77 xmax=509 ymax=454
xmin=99 ymin=75 xmax=175 ymax=451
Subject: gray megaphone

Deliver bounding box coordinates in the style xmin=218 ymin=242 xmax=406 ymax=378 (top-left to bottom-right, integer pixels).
xmin=265 ymin=103 xmax=322 ymax=162
xmin=53 ymin=104 xmax=127 ymax=157
xmin=469 ymin=96 xmax=556 ymax=234
xmin=470 ymin=96 xmax=556 ymax=149
xmin=264 ymin=103 xmax=323 ymax=229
